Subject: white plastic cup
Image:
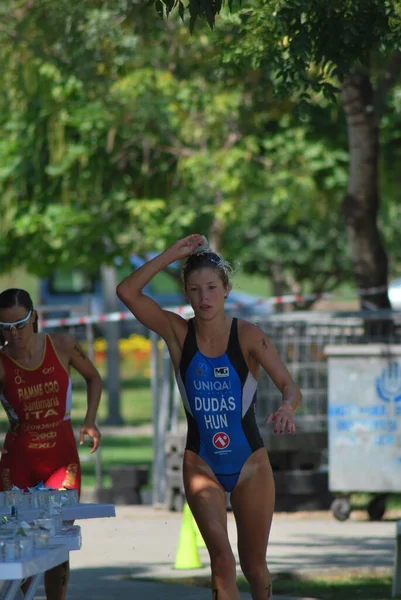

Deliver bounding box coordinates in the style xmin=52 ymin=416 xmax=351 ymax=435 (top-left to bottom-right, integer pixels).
xmin=1 ymin=539 xmax=20 ymax=562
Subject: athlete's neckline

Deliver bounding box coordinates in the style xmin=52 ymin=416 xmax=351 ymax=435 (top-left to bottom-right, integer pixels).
xmin=192 ymin=317 xmax=234 ymax=359
xmin=3 ymin=334 xmax=48 ymax=371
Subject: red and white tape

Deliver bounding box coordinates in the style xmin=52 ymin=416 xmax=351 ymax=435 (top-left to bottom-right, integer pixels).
xmin=243 ymin=292 xmax=330 ymax=307
xmin=40 ymin=292 xmax=330 ymax=329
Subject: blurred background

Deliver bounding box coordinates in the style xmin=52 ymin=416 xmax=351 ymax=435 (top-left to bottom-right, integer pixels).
xmin=1 ymin=0 xmax=401 ymax=523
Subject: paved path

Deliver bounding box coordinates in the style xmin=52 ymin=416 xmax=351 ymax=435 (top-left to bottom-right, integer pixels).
xmin=32 ymin=505 xmax=397 ymax=599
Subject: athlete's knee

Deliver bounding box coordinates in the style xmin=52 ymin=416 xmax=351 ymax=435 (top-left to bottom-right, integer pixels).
xmin=210 ymin=548 xmax=237 ymax=582
xmin=240 ymin=556 xmax=268 ymax=586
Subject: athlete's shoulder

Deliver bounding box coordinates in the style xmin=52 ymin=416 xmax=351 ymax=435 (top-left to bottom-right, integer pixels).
xmin=237 ymin=318 xmax=262 ymax=338
xmin=237 ymin=319 xmax=270 ymax=349
xmin=48 ymin=332 xmax=76 ymax=354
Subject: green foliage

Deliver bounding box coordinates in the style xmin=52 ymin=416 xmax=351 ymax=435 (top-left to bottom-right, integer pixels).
xmin=222 ymin=114 xmax=352 ymax=291
xmin=217 ymin=0 xmax=401 ymax=101
xmin=1 ymin=0 xmax=401 ymax=295
xmin=148 ymin=0 xmax=229 ymax=31
xmin=0 ymin=1 xmax=169 ymax=274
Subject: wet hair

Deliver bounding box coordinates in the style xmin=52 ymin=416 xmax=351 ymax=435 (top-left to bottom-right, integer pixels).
xmin=182 ymin=250 xmax=233 ymax=289
xmin=0 ymin=288 xmax=38 ymax=333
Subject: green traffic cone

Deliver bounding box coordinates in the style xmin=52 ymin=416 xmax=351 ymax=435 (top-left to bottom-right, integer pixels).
xmin=174 ymin=503 xmax=203 ymax=569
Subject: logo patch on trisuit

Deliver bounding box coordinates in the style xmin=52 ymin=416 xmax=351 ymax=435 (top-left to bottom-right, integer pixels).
xmin=212 ymin=432 xmax=230 ymax=449
xmin=214 ymin=367 xmax=229 ymax=378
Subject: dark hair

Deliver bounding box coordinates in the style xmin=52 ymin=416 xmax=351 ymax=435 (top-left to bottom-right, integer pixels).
xmin=0 ymin=288 xmax=38 ymax=333
xmin=182 ymin=251 xmax=232 ymax=289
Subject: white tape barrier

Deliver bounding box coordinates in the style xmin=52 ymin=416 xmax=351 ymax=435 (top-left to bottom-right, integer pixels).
xmin=357 ymin=284 xmax=388 ymax=297
xmin=40 ymin=292 xmax=331 ymax=330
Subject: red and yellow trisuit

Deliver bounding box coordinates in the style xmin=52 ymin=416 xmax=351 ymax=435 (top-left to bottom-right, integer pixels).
xmin=0 ymin=335 xmax=81 ymax=494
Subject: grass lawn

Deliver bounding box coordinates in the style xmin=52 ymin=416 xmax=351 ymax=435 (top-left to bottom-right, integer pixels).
xmin=79 ymin=434 xmax=153 ymax=489
xmin=231 ymin=271 xmax=273 ymax=297
xmin=69 ymin=373 xmax=155 ymax=429
xmin=350 ymin=492 xmax=401 ymax=513
xmin=48 ymin=369 xmax=154 ymax=489
xmin=148 ymin=570 xmax=400 ymax=600
xmin=267 ymin=571 xmax=399 ymax=600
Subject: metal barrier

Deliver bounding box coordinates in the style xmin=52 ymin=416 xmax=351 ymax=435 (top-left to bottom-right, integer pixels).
xmin=19 ymin=301 xmax=401 ymax=509
xmin=164 ymin=309 xmax=401 ymax=510
xmin=257 ymin=310 xmax=401 ymax=434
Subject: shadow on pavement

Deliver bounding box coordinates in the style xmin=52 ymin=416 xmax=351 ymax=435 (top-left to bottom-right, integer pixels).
xmin=268 ymin=531 xmax=394 ymax=571
xmin=34 ymin=565 xmax=317 ymax=600
xmin=35 ymin=566 xmax=217 ymax=600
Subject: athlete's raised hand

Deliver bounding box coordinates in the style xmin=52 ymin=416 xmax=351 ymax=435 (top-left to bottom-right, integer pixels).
xmin=169 ymin=234 xmax=206 ymax=260
xmin=79 ymin=421 xmax=101 ymax=453
xmin=266 ymin=405 xmax=296 ymax=435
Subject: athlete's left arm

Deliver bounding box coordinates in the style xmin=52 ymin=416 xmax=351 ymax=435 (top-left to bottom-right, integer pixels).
xmin=58 ymin=335 xmax=102 ymax=453
xmin=246 ymin=323 xmax=302 ymax=435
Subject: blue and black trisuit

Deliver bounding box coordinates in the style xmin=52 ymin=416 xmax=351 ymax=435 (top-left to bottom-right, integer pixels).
xmin=176 ymin=317 xmax=265 ymax=492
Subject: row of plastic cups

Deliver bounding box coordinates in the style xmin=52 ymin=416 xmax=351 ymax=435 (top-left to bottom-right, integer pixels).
xmin=34 ymin=513 xmax=63 ymax=536
xmin=0 ymin=489 xmax=79 ymax=510
xmin=0 ymin=526 xmax=51 ymax=562
xmin=0 ymin=536 xmax=35 ymax=562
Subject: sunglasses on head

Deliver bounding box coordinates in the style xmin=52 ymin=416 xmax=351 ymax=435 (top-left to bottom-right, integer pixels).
xmin=0 ymin=310 xmax=33 ymax=331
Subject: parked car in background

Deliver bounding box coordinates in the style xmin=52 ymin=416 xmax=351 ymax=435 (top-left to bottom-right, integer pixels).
xmin=38 ymin=255 xmax=183 ymax=337
xmin=39 ymin=256 xmax=273 ymax=338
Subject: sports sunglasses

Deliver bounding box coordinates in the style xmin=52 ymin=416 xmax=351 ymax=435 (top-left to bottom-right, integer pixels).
xmin=0 ymin=310 xmax=33 ymax=331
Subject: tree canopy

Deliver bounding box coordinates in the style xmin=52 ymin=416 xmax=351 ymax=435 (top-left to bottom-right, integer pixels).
xmin=0 ymin=0 xmax=401 ymax=302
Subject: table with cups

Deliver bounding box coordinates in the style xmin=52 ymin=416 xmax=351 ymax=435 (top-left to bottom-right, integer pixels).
xmin=0 ymin=488 xmax=115 ymax=600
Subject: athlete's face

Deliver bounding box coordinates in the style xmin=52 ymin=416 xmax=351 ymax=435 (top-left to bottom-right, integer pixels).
xmin=186 ymin=268 xmax=231 ymax=317
xmin=0 ymin=306 xmax=35 ymax=349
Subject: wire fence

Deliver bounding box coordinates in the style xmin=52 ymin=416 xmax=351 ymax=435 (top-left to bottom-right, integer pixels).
xmin=257 ymin=310 xmax=401 ymax=433
xmin=13 ymin=302 xmax=401 ymax=503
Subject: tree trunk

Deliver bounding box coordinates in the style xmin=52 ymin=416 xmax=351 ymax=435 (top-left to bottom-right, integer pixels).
xmin=271 ymin=263 xmax=285 ymax=313
xmin=209 ymin=192 xmax=224 ymax=252
xmin=341 ymin=73 xmax=392 ymax=329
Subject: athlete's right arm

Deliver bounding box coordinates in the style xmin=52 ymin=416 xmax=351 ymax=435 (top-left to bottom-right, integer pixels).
xmin=116 ymin=234 xmax=204 ymax=341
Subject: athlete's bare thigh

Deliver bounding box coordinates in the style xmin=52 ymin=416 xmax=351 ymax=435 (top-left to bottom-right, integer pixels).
xmin=230 ymin=448 xmax=275 ymax=572
xmin=183 ymin=450 xmax=229 ymax=552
